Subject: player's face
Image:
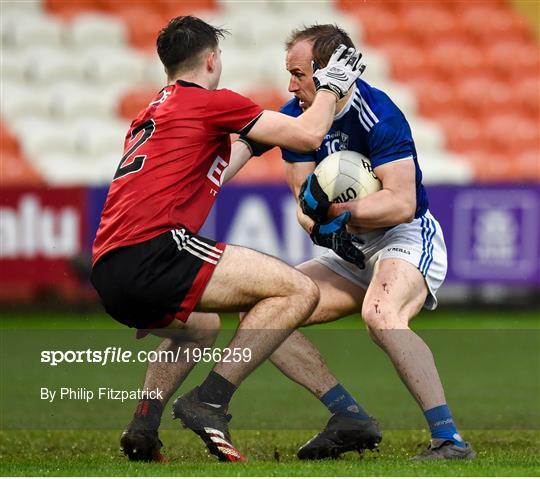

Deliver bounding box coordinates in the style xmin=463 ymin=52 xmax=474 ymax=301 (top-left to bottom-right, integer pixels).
xmin=286 ymin=40 xmax=317 ymax=111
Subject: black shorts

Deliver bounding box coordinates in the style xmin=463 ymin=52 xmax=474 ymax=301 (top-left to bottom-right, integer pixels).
xmin=91 ymin=228 xmax=225 ymax=333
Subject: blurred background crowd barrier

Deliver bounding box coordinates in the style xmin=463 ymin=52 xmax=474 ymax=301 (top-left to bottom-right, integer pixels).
xmin=1 ymin=0 xmax=539 ymax=307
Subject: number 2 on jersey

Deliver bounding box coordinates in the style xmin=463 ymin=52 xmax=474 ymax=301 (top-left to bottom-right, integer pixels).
xmin=114 ymin=119 xmax=156 ymax=180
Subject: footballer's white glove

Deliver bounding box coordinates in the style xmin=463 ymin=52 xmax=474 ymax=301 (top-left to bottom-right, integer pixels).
xmin=313 ymin=44 xmax=366 ymax=100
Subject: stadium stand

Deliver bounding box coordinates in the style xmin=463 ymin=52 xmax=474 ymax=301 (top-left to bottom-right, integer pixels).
xmin=1 ymin=0 xmax=538 ymax=186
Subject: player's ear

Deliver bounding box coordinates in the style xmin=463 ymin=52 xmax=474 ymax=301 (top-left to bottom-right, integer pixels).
xmin=206 ymin=50 xmax=216 ymax=73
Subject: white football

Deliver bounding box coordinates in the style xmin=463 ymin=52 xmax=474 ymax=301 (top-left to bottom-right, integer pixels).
xmin=314 ymin=150 xmax=382 ymax=203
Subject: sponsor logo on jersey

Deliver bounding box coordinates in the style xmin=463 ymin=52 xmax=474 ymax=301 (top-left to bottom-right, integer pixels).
xmin=207 ymin=156 xmax=228 ymax=187
xmin=387 ymin=247 xmax=411 ymax=255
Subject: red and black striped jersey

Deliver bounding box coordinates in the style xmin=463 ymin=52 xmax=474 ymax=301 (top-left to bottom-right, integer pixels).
xmin=92 ymin=80 xmax=262 ymax=265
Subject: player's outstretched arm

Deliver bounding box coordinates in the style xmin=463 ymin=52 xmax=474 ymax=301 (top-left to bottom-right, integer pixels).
xmin=246 ymin=45 xmax=364 ymax=153
xmin=222 ymin=140 xmax=252 ymax=184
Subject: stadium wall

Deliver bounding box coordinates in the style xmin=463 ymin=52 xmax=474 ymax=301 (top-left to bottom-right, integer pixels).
xmin=1 ymin=184 xmax=539 ymax=304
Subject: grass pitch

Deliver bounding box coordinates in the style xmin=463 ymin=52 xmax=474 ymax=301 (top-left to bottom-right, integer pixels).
xmin=1 ymin=309 xmax=539 ymax=476
xmin=1 ymin=429 xmax=539 ymax=476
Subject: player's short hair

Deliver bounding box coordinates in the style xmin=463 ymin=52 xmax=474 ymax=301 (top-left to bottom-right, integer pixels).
xmin=285 ymin=24 xmax=355 ymax=68
xmin=157 ymin=16 xmax=228 ymax=76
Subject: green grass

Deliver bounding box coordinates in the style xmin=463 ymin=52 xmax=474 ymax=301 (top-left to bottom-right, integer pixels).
xmin=1 ymin=309 xmax=539 ymax=475
xmin=1 ymin=429 xmax=539 ymax=476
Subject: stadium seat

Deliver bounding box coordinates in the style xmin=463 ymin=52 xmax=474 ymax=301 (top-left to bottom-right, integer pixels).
xmin=347 ymin=5 xmax=400 ymax=46
xmin=356 ymin=47 xmax=391 ymax=85
xmin=1 ymin=152 xmax=45 ymax=186
xmin=82 ymin=46 xmax=146 ymax=86
xmin=418 ymin=151 xmax=473 ymax=184
xmin=2 ymin=14 xmax=63 ymax=50
xmin=45 ymin=0 xmax=102 ymax=19
xmin=2 ymin=0 xmax=44 ymax=15
xmin=113 ymin=6 xmax=165 ymax=51
xmin=73 ymin=117 xmax=127 ymax=158
xmin=427 ymin=40 xmax=486 ymax=81
xmin=400 ymin=5 xmax=457 ymax=45
xmin=484 ymin=114 xmax=539 ymax=154
xmin=485 ymin=39 xmax=540 ymax=80
xmin=407 ymin=116 xmax=446 ymax=155
xmin=0 ymin=51 xmax=27 ymax=82
xmin=378 ymin=39 xmax=429 ymax=83
xmin=439 ymin=115 xmax=484 ymax=154
xmin=458 ymin=5 xmax=532 ymax=44
xmin=407 ymin=76 xmax=454 ymax=119
xmin=372 ymin=80 xmax=417 ymax=117
xmin=143 ymin=57 xmax=167 ymax=88
xmin=67 ymin=13 xmax=127 ymax=49
xmin=514 ymin=148 xmax=540 ymax=181
xmin=32 ymin=151 xmax=101 ymax=185
xmin=513 ymin=75 xmax=539 ymax=120
xmin=1 ymin=83 xmax=50 ymax=119
xmin=13 ymin=118 xmax=78 ymax=159
xmin=22 ymin=47 xmax=85 ymax=84
xmin=467 ymin=149 xmax=518 ymax=182
xmin=1 ymin=123 xmax=22 ymax=157
xmin=118 ymin=87 xmax=159 ymax=120
xmin=46 ymin=82 xmax=118 ymax=120
xmin=456 ymin=75 xmax=516 ymax=118
xmin=242 ymin=89 xmax=287 ymax=112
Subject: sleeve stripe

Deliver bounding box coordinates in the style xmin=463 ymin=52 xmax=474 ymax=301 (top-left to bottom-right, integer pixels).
xmin=237 ymin=111 xmax=264 ymax=135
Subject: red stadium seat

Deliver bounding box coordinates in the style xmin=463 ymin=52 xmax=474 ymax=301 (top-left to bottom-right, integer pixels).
xmin=483 ymin=114 xmax=539 ymax=154
xmin=454 ymin=75 xmax=518 ymax=118
xmin=46 ymin=0 xmax=103 ymax=19
xmin=400 ymin=5 xmax=457 ymax=45
xmin=114 ymin=6 xmax=166 ymax=51
xmin=242 ymin=89 xmax=287 ymax=112
xmin=379 ymin=39 xmax=429 ymax=83
xmin=407 ymin=76 xmax=455 ymax=119
xmin=1 ymin=153 xmax=45 ymax=186
xmin=427 ymin=40 xmax=486 ymax=81
xmin=466 ymin=148 xmax=519 ymax=182
xmin=436 ymin=114 xmax=484 ymax=154
xmin=118 ymin=86 xmax=159 ymax=120
xmin=1 ymin=122 xmax=21 ymax=157
xmin=458 ymin=5 xmax=532 ymax=44
xmin=0 ymin=123 xmax=43 ymax=186
xmin=485 ymin=39 xmax=540 ymax=80
xmin=514 ymin=148 xmax=540 ymax=181
xmin=512 ymin=75 xmax=540 ymax=120
xmin=349 ymin=6 xmax=401 ymax=46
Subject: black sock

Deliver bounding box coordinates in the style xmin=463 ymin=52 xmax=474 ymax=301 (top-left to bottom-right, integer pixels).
xmin=198 ymin=371 xmax=237 ymax=408
xmin=133 ymin=398 xmax=163 ymax=430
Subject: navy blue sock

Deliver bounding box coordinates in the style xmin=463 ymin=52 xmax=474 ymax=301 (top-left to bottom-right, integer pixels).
xmin=320 ymin=384 xmax=370 ymax=420
xmin=424 ymin=404 xmax=465 ymax=446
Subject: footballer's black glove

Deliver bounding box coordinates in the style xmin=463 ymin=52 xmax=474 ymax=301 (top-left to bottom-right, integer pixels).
xmin=311 ymin=212 xmax=366 ymax=268
xmin=237 ymin=135 xmax=274 ymax=157
xmin=312 ymin=44 xmax=366 ymax=100
xmin=299 ymin=173 xmax=331 ymax=223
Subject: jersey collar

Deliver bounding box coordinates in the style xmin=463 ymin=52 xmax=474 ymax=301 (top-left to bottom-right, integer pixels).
xmin=176 ymin=80 xmax=204 ymax=89
xmin=334 ymin=83 xmax=358 ymax=121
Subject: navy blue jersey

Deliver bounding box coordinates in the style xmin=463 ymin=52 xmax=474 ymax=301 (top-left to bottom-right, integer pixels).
xmin=280 ymin=79 xmax=428 ymax=218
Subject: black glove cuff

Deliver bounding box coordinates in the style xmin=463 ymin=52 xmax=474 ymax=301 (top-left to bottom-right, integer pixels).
xmin=237 ymin=136 xmax=274 ymax=157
